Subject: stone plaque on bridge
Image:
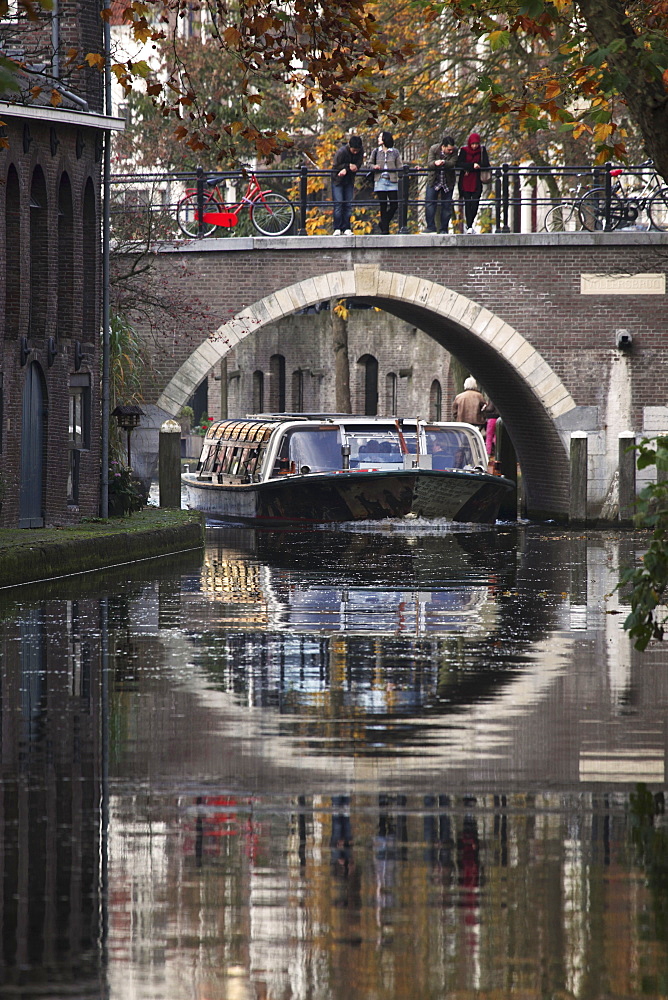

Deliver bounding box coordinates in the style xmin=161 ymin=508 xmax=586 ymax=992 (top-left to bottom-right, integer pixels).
xmin=580 ymin=273 xmax=665 ymax=295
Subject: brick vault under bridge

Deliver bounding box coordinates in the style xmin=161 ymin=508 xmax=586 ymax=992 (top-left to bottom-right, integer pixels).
xmin=134 ymin=231 xmax=668 ymax=522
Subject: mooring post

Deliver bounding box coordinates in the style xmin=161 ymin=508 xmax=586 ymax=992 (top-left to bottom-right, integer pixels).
xmin=569 ymin=431 xmax=588 ymax=526
xmin=618 ymin=431 xmax=636 ymax=526
xmin=159 ymin=419 xmax=182 ymax=509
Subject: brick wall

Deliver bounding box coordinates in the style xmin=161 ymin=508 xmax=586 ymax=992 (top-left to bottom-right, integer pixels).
xmin=140 ymin=238 xmax=668 ymax=430
xmin=0 ymin=115 xmax=102 ymax=526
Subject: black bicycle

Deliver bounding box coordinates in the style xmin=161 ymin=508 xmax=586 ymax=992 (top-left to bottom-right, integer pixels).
xmin=578 ymin=163 xmax=668 ymax=231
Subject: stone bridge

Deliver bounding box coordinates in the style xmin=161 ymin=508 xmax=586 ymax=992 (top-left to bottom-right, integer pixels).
xmin=134 ymin=231 xmax=668 ymax=522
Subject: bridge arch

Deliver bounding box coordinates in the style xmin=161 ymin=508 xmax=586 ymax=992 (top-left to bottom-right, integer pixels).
xmin=157 ymin=266 xmax=577 ymax=519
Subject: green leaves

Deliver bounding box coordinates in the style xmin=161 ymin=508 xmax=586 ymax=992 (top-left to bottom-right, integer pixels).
xmin=621 ymin=437 xmax=668 ymax=650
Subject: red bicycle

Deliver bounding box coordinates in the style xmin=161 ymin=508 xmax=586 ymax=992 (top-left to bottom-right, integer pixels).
xmin=177 ymin=170 xmax=295 ymax=237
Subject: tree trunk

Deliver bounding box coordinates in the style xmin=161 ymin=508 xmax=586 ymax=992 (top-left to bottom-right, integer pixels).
xmin=331 ymin=301 xmax=351 ymax=413
xmin=577 ymin=0 xmax=668 ymax=182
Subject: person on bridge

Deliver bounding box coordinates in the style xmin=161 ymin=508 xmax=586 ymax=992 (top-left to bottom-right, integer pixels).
xmin=424 ymin=135 xmax=458 ymax=233
xmin=368 ymin=131 xmax=403 ymax=234
xmin=332 ymin=135 xmax=364 ymax=235
xmin=452 ymin=377 xmax=487 ymax=428
xmin=456 ymin=133 xmax=490 ymax=233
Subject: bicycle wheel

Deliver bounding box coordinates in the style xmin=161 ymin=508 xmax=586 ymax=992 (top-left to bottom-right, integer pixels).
xmin=543 ymin=203 xmax=579 ymax=232
xmin=251 ymin=192 xmax=295 ymax=236
xmin=648 ymin=187 xmax=668 ymax=231
xmin=177 ymin=191 xmax=223 ymax=237
xmin=578 ymin=188 xmax=625 ymax=231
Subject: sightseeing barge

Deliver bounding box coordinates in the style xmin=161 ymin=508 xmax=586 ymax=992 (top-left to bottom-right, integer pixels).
xmin=182 ymin=414 xmax=513 ymax=524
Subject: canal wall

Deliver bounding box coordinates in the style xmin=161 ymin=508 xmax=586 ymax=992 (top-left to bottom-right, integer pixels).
xmin=0 ymin=509 xmax=205 ymax=589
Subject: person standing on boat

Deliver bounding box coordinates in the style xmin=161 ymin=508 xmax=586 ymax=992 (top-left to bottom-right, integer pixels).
xmin=332 ymin=135 xmax=364 ymax=235
xmin=483 ymin=399 xmax=500 ymax=455
xmin=452 ymin=377 xmax=486 ymax=428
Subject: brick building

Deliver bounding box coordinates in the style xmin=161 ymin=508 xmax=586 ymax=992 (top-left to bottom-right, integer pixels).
xmin=0 ymin=0 xmax=123 ymax=527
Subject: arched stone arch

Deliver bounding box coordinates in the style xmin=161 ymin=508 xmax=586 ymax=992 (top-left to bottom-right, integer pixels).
xmin=156 ymin=267 xmax=577 ymax=518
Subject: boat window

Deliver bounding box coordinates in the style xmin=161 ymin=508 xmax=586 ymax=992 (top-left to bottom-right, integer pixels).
xmin=424 ymin=427 xmax=483 ymax=469
xmin=346 ymin=427 xmax=404 ymax=468
xmin=272 ymin=427 xmax=343 ymax=475
xmin=201 ymin=422 xmax=274 ymax=478
xmin=202 ymin=441 xmax=221 ymax=473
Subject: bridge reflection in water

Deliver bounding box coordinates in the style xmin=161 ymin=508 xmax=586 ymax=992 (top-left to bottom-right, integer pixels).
xmin=0 ymin=525 xmax=666 ymax=999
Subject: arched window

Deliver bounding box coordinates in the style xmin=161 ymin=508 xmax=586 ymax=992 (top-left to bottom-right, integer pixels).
xmin=29 ymin=167 xmax=48 ymax=339
xmin=252 ymin=370 xmax=264 ymax=413
xmin=292 ymin=369 xmax=304 ymax=412
xmin=385 ymin=372 xmax=397 ymax=415
xmin=5 ymin=165 xmax=20 ymax=339
xmin=57 ymin=173 xmax=74 ymax=339
xmin=358 ymin=354 xmax=378 ymax=416
xmin=269 ymin=354 xmax=286 ymax=411
xmin=429 ymin=379 xmax=442 ymax=421
xmin=82 ymin=178 xmax=97 ymax=341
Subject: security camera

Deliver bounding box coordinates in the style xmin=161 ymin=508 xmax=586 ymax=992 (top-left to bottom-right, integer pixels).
xmin=615 ymin=329 xmax=633 ymax=350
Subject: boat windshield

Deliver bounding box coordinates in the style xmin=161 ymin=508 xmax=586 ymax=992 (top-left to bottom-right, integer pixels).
xmin=424 ymin=426 xmax=483 ymax=469
xmin=346 ymin=427 xmax=405 ymax=468
xmin=273 ymin=427 xmax=343 ymax=475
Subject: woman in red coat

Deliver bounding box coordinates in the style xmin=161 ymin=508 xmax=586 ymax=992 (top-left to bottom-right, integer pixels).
xmin=456 ymin=133 xmax=490 ymax=233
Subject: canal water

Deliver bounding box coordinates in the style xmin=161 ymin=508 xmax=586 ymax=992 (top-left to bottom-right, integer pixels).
xmin=0 ymin=522 xmax=667 ymax=999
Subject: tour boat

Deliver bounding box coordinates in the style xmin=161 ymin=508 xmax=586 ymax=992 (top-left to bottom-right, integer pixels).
xmin=182 ymin=414 xmax=514 ymax=524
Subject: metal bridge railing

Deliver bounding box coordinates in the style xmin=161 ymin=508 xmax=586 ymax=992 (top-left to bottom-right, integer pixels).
xmin=109 ymin=161 xmax=667 ymax=240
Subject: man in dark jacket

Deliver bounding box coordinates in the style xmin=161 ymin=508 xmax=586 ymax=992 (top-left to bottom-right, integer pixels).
xmin=424 ymin=135 xmax=458 ymax=233
xmin=331 ymin=135 xmax=363 ymax=235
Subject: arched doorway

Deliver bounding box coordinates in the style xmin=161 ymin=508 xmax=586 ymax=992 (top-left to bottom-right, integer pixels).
xmin=269 ymin=354 xmax=286 ymax=411
xmin=359 ymin=354 xmax=379 ymax=415
xmin=19 ymin=362 xmax=46 ymax=528
xmin=430 ymin=379 xmax=443 ymax=421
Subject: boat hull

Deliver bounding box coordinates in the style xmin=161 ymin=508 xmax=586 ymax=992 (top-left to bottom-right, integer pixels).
xmin=182 ymin=469 xmax=513 ymax=524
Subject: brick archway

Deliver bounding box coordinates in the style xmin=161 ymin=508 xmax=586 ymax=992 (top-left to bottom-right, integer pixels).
xmin=157 ymin=266 xmax=576 ymax=518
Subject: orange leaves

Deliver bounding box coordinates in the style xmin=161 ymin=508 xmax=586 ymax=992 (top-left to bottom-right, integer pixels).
xmin=223 ymin=25 xmax=242 ymax=46
xmin=593 ymin=121 xmax=615 ymax=142
xmin=85 ymin=52 xmax=105 ymax=71
xmin=544 ymin=79 xmax=561 ymax=100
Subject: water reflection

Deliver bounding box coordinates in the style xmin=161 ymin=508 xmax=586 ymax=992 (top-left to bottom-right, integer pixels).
xmin=0 ymin=527 xmax=666 ymax=999
xmin=0 ymin=598 xmax=104 ymax=996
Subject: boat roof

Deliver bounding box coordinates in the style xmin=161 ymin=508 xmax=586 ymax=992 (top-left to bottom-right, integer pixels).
xmin=202 ymin=415 xmax=486 ymax=443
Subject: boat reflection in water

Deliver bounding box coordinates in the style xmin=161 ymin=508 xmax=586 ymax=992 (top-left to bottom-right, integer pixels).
xmin=177 ymin=524 xmax=565 ymax=749
xmin=197 ymin=526 xmax=499 ymax=635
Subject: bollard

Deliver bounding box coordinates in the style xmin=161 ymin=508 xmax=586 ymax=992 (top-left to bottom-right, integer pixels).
xmin=569 ymin=432 xmax=588 ymax=526
xmin=618 ymin=431 xmax=636 ymax=526
xmin=159 ymin=419 xmax=182 ymax=509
